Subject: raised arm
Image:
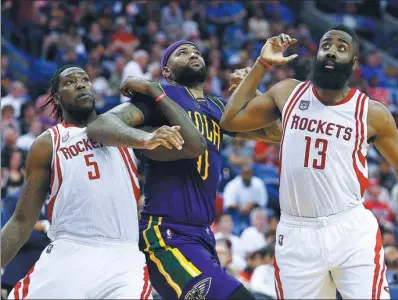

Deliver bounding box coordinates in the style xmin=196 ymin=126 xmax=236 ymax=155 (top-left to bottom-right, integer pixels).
xmin=1 ymin=132 xmax=52 ymax=266
xmin=369 ymin=100 xmax=398 ymax=176
xmin=220 ymin=34 xmax=299 ymax=133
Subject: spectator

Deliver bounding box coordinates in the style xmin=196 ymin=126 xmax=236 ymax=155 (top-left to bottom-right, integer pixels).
xmin=248 ymin=10 xmax=270 ymax=42
xmin=223 ymin=164 xmax=268 ymax=232
xmin=161 ymin=1 xmax=184 ymax=40
xmin=382 ymin=227 xmax=397 ymax=247
xmin=120 ymin=49 xmax=150 ymax=102
xmin=215 ymin=238 xmax=239 ymax=279
xmin=238 ymin=248 xmax=264 ymax=288
xmin=253 ymin=142 xmax=279 ymax=167
xmin=109 ymin=57 xmax=126 ymax=97
xmin=1 ymin=81 xmax=29 ymax=118
xmin=222 ymin=138 xmax=253 ymax=174
xmin=16 ymin=119 xmax=43 ymax=152
xmin=250 ymin=247 xmax=277 ymax=299
xmin=364 ymin=179 xmax=396 ymax=226
xmin=384 ymin=245 xmax=398 ymax=284
xmin=1 ymin=150 xmax=24 ymax=197
xmin=214 ymin=213 xmax=246 ymax=270
xmin=1 ymin=105 xmax=19 ymax=134
xmin=1 ymin=55 xmax=13 ymax=96
xmin=240 ymin=208 xmax=268 ymax=256
xmin=19 ymin=103 xmax=37 ymax=135
xmin=361 ymin=51 xmax=388 ymax=87
xmin=1 ymin=127 xmax=20 ymax=168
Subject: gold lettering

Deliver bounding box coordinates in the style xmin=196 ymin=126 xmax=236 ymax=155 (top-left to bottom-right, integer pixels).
xmin=211 ymin=120 xmax=221 ymax=150
xmin=202 ymin=115 xmax=213 ymax=142
xmin=194 ymin=111 xmax=204 ymax=135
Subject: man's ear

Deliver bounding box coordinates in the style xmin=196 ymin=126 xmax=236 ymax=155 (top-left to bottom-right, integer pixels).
xmin=162 ymin=67 xmax=170 ymax=80
xmin=53 ymin=93 xmax=60 ymax=105
xmin=353 ymin=56 xmax=359 ymax=70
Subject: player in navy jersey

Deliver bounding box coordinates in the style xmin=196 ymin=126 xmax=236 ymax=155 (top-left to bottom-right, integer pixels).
xmin=87 ymin=41 xmax=281 ymax=300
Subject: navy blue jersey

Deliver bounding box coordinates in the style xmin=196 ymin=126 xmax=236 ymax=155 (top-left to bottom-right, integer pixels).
xmin=132 ymin=84 xmax=234 ymax=226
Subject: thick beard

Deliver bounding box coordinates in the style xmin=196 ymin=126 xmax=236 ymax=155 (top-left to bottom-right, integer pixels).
xmin=310 ymin=57 xmax=354 ymax=90
xmin=172 ymin=64 xmax=207 ymax=87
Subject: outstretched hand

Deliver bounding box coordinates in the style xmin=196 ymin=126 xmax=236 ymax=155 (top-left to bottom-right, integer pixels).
xmin=260 ymin=33 xmax=298 ymax=65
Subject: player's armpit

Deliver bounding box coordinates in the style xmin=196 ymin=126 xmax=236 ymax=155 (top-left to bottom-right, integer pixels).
xmin=369 ymin=100 xmax=398 ymax=176
xmin=236 ymin=119 xmax=282 ymax=143
xmin=1 ymin=132 xmax=52 ymax=267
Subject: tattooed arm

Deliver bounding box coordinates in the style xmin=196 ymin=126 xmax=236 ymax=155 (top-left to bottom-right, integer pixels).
xmin=1 ymin=131 xmax=52 ymax=267
xmin=87 ymin=103 xmax=184 ymax=150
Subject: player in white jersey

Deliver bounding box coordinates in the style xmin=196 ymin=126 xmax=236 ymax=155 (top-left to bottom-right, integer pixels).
xmin=0 ymin=65 xmax=190 ymax=299
xmin=221 ymin=24 xmax=398 ymax=299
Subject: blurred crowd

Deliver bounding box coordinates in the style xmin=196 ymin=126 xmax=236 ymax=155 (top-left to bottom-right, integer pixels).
xmin=1 ymin=0 xmax=398 ymax=298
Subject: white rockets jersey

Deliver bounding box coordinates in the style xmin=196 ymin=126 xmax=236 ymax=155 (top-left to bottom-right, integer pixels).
xmin=279 ymin=81 xmax=369 ymax=217
xmin=47 ymin=122 xmax=140 ymax=243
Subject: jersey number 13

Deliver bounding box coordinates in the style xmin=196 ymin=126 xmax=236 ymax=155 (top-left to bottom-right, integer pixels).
xmin=304 ymin=136 xmax=329 ymax=170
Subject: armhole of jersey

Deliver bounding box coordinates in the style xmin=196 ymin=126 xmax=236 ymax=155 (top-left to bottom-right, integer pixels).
xmin=48 ymin=126 xmax=58 ymax=170
xmin=48 ymin=125 xmax=61 ymax=197
xmin=362 ymin=96 xmax=369 ymax=149
xmin=281 ymin=81 xmax=309 ymax=127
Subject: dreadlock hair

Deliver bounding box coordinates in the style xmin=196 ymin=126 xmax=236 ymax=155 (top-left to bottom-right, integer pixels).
xmin=41 ymin=64 xmax=82 ymax=122
xmin=328 ymin=24 xmax=360 ymax=56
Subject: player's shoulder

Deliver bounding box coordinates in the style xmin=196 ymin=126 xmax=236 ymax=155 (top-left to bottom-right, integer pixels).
xmin=270 ymin=79 xmax=302 ymax=94
xmin=207 ymin=95 xmax=227 ymax=113
xmin=267 ymin=79 xmax=303 ymax=104
xmin=160 ymin=83 xmax=184 ymax=93
xmin=368 ymin=99 xmax=391 ymax=123
xmin=367 ymin=99 xmax=396 ymax=137
xmin=27 ymin=130 xmax=53 ymax=166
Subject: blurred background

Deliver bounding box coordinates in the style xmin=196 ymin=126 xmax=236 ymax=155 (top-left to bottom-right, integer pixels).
xmin=1 ymin=0 xmax=398 ymax=299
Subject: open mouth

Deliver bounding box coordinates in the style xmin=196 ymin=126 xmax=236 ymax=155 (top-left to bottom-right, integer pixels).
xmin=324 ymin=61 xmax=335 ymax=70
xmin=190 ymin=61 xmax=202 ymax=67
xmin=77 ymin=94 xmax=91 ymax=100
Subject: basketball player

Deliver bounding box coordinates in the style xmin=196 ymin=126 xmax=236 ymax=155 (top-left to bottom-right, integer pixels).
xmin=220 ymin=25 xmax=398 ymax=299
xmin=87 ymin=41 xmax=281 ymax=299
xmin=0 ymin=65 xmax=192 ymax=299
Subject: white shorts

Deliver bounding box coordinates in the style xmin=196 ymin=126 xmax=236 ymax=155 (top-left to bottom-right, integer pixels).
xmin=274 ymin=205 xmax=390 ymax=299
xmin=9 ymin=238 xmax=152 ymax=299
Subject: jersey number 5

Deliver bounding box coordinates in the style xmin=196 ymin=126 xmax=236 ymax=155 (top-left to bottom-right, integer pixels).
xmin=84 ymin=154 xmax=100 ymax=180
xmin=304 ymin=136 xmax=328 ymax=170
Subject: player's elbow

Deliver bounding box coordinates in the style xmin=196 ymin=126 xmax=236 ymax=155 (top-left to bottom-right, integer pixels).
xmin=187 ymin=135 xmax=207 ymax=158
xmin=219 ymin=116 xmax=232 ymax=131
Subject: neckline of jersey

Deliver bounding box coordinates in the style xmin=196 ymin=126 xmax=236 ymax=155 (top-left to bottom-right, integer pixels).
xmin=312 ymin=85 xmax=356 ymax=107
xmin=61 ymin=121 xmax=79 ymax=128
